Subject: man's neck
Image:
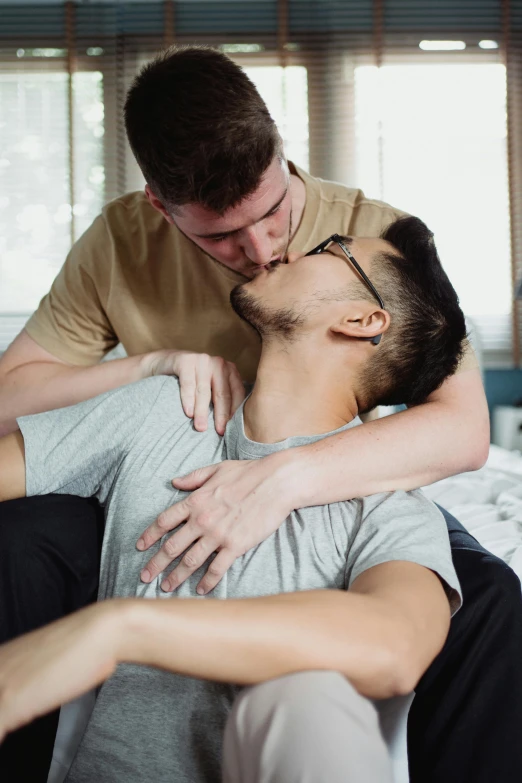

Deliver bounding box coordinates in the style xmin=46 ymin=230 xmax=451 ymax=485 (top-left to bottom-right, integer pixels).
xmin=243 ymin=343 xmax=359 ymax=444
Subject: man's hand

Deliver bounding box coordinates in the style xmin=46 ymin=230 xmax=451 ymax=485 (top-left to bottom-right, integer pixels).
xmin=0 ymin=603 xmax=118 ymax=743
xmin=138 ymin=454 xmax=294 ymax=595
xmin=142 ymin=350 xmax=245 ymax=435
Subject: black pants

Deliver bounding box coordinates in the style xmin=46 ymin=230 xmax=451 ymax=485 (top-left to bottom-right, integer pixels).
xmin=1 ymin=498 xmax=522 ymax=783
xmin=0 ymin=495 xmax=104 ymax=782
xmin=408 ymin=506 xmax=522 ymax=782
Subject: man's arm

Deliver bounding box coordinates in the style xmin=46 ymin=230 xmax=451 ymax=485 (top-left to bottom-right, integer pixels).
xmin=0 ymin=431 xmax=26 ymax=502
xmin=0 ymin=560 xmax=450 ymax=740
xmin=122 ymin=561 xmax=450 ymax=697
xmin=290 ymin=366 xmax=489 ymax=504
xmin=0 ymin=331 xmax=244 ymax=438
xmin=0 ymin=331 xmax=145 ymax=438
xmin=139 ymin=366 xmax=489 ymax=593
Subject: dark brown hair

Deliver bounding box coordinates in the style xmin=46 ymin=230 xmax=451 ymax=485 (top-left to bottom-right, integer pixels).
xmin=124 ymin=45 xmax=282 ymax=213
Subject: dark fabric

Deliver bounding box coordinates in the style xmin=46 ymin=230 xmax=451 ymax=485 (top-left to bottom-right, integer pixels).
xmin=0 ymin=494 xmax=104 ymax=783
xmin=408 ymin=504 xmax=522 ymax=783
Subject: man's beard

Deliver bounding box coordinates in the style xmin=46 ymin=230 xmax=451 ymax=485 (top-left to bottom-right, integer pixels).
xmin=230 ymin=283 xmax=305 ymax=340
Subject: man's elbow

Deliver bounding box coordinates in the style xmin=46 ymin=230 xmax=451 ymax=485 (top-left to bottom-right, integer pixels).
xmin=461 ymin=416 xmax=490 ymax=472
xmin=374 ymin=641 xmax=433 ymax=699
xmin=342 ymin=628 xmax=443 ymax=700
xmin=338 ymin=643 xmax=417 ymax=700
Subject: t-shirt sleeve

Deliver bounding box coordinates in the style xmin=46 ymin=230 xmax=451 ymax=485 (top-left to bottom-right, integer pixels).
xmin=344 ymin=490 xmax=462 ymax=615
xmin=24 ymin=214 xmax=118 ymax=366
xmin=17 ymin=377 xmax=169 ymax=504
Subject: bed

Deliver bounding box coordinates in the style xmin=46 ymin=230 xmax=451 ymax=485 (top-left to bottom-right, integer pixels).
xmin=422 ymin=444 xmax=522 ymax=584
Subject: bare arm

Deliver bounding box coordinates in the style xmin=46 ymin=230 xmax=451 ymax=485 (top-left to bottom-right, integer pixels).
xmin=139 ymin=367 xmax=490 ymax=594
xmin=120 ymin=561 xmax=449 ymax=698
xmin=0 ymin=331 xmax=146 ymax=437
xmin=277 ymin=367 xmax=489 ymax=507
xmin=0 ymin=560 xmax=450 ymax=739
xmin=0 ymin=431 xmax=26 ymax=502
xmin=0 ymin=331 xmax=244 ymax=438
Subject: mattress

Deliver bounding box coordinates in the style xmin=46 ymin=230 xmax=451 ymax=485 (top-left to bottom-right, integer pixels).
xmin=422 ymin=444 xmax=522 ymax=584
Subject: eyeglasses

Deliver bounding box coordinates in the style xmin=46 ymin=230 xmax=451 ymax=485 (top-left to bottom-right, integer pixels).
xmin=305 ymin=234 xmax=384 ymax=345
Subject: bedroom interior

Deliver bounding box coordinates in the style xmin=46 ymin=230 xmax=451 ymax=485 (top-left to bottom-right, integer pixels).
xmin=2 ymin=2 xmax=522 ymax=782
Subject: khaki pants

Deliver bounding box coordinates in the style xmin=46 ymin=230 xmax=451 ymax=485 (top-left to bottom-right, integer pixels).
xmin=223 ymin=671 xmax=394 ymax=783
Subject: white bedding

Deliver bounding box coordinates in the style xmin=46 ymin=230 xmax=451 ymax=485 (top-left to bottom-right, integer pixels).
xmin=422 ymin=444 xmax=522 ymax=583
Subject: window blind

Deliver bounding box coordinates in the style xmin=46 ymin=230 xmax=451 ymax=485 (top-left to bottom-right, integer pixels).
xmin=0 ymin=0 xmax=520 ymax=368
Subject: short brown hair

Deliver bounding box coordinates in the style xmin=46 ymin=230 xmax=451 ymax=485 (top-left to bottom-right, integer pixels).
xmin=124 ymin=46 xmax=282 ymax=213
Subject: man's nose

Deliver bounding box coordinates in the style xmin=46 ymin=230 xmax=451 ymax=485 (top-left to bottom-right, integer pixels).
xmin=241 ymin=226 xmax=273 ymax=265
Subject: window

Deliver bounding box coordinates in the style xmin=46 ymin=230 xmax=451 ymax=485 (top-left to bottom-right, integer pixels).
xmin=353 ymin=60 xmax=510 ymax=354
xmin=244 ymin=65 xmax=309 ymax=171
xmin=0 ymin=65 xmax=104 ymax=313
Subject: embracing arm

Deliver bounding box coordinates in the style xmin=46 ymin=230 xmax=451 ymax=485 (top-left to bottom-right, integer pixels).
xmin=0 ymin=561 xmax=449 ymax=739
xmin=0 ymin=332 xmax=244 ymax=438
xmin=282 ymin=368 xmax=489 ymax=507
xmin=0 ymin=431 xmax=26 ymax=502
xmin=138 ymin=367 xmax=489 ymax=594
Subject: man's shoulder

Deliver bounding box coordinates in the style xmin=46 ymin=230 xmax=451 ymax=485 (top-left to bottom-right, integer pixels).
xmin=123 ymin=375 xmax=183 ymax=409
xmin=359 ymin=488 xmax=442 ymax=523
xmin=316 ymin=178 xmax=407 ymax=226
xmin=100 ymin=191 xmax=167 ymax=237
xmin=291 ymin=163 xmax=407 ymax=242
xmin=95 ymin=192 xmax=205 ymax=273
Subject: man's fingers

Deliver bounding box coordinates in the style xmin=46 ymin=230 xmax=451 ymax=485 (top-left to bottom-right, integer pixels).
xmin=174 ymin=354 xmax=242 ymax=434
xmin=211 ymin=365 xmax=233 ymax=434
xmin=140 ymin=522 xmax=200 ymax=583
xmin=196 ymin=549 xmax=237 ymax=595
xmin=178 ymin=371 xmax=197 ymax=418
xmin=228 ymin=363 xmax=246 ymax=415
xmin=172 ymin=464 xmax=218 ymax=491
xmin=160 ymin=536 xmax=219 ymax=592
xmin=193 ymin=361 xmax=213 ymax=432
xmin=137 ymin=500 xmax=190 ymax=551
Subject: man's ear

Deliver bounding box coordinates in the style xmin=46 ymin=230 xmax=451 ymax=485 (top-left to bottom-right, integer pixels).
xmin=330 ymin=305 xmax=391 ymax=343
xmin=144 ymin=185 xmax=175 ymax=224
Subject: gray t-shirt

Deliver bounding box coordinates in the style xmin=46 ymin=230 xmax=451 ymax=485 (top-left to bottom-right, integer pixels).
xmin=18 ymin=376 xmax=461 ymax=783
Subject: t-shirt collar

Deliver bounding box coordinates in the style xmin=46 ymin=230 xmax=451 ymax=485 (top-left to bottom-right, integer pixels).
xmin=224 ymin=396 xmax=361 ymax=461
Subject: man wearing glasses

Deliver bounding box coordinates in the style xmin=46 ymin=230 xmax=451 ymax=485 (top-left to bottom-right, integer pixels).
xmin=0 ymin=46 xmax=521 ymax=783
xmin=0 ymin=217 xmax=464 ymax=783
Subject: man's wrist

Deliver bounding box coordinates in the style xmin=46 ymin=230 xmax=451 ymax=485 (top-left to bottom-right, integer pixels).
xmin=136 ymin=349 xmax=173 ymax=381
xmin=263 ymin=446 xmax=316 ymax=510
xmin=110 ymin=598 xmax=177 ymax=668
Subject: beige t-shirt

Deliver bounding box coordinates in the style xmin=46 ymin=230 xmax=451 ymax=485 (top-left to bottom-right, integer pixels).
xmin=25 ymin=163 xmax=476 ymax=384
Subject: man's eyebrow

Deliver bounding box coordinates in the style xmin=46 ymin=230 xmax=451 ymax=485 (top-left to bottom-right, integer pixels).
xmin=341 ymin=236 xmax=354 ymax=246
xmin=194 ymin=188 xmax=288 ymax=240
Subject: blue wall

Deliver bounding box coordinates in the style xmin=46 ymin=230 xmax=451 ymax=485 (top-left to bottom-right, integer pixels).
xmin=484 ymin=369 xmax=522 ymax=415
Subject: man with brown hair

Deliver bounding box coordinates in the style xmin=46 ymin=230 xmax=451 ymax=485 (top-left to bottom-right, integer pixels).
xmin=0 ymin=46 xmax=521 ymax=783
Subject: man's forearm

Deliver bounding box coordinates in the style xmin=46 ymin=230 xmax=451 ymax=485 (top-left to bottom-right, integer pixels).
xmin=0 ymin=355 xmax=147 ymax=436
xmin=275 ymin=369 xmax=490 ymax=509
xmin=115 ymin=590 xmax=414 ymax=700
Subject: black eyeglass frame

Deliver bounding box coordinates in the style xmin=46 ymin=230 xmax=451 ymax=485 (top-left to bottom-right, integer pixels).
xmin=305 ymin=233 xmax=385 ymax=345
